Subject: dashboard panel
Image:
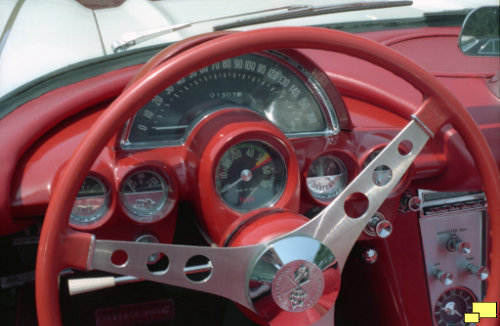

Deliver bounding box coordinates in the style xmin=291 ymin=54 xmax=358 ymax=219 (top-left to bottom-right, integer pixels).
xmin=0 ymin=25 xmax=498 ymax=326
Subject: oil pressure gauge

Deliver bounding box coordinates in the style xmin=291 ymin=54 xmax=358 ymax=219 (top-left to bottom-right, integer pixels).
xmin=306 ymin=155 xmax=347 ymax=202
xmin=120 ymin=170 xmax=170 ymax=223
xmin=70 ymin=176 xmax=109 ymax=225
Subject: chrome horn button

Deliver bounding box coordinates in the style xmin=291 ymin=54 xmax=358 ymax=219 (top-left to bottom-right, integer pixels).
xmin=272 ymin=260 xmax=324 ymax=312
xmin=248 ymin=236 xmax=341 ymax=324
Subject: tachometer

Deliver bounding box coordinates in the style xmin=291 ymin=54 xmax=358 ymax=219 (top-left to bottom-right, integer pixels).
xmin=124 ymin=53 xmax=334 ymax=148
xmin=214 ymin=140 xmax=287 ymax=212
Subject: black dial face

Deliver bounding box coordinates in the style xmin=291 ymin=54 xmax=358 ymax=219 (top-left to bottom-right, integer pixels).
xmin=434 ymin=287 xmax=477 ymax=326
xmin=214 ymin=141 xmax=287 ymax=212
xmin=126 ymin=53 xmax=328 ymax=146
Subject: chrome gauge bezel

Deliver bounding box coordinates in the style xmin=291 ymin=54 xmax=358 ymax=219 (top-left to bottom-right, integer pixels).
xmin=119 ymin=51 xmax=340 ymax=150
xmin=70 ymin=175 xmax=109 ymax=225
xmin=214 ymin=140 xmax=287 ymax=213
xmin=120 ymin=169 xmax=171 ymax=223
xmin=306 ymin=155 xmax=348 ymax=203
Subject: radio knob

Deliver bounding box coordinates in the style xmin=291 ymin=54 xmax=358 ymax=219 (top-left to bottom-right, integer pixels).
xmin=433 ymin=269 xmax=454 ymax=286
xmin=467 ymin=264 xmax=489 ymax=281
xmin=446 ymin=235 xmax=471 ymax=256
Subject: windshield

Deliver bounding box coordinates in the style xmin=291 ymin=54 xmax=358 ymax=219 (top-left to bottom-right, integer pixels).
xmin=0 ymin=0 xmax=497 ymax=98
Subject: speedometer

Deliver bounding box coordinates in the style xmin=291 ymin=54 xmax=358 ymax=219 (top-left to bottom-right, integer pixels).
xmin=214 ymin=140 xmax=287 ymax=212
xmin=124 ymin=53 xmax=335 ymax=148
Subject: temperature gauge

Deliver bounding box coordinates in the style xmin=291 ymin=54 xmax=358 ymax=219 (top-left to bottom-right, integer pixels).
xmin=70 ymin=176 xmax=109 ymax=225
xmin=120 ymin=170 xmax=169 ymax=223
xmin=306 ymin=155 xmax=347 ymax=202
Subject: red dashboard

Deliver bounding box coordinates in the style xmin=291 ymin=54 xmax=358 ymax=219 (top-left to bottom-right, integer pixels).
xmin=0 ymin=26 xmax=498 ymax=326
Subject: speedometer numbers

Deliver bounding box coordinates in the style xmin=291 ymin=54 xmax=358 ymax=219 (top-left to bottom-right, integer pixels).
xmin=124 ymin=53 xmax=335 ymax=148
xmin=306 ymin=155 xmax=348 ymax=203
xmin=214 ymin=141 xmax=287 ymax=212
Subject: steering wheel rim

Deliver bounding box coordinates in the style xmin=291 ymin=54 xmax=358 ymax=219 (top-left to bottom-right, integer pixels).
xmin=36 ymin=27 xmax=500 ymax=326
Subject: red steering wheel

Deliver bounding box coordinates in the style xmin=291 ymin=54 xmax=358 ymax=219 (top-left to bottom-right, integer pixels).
xmin=36 ymin=27 xmax=500 ymax=326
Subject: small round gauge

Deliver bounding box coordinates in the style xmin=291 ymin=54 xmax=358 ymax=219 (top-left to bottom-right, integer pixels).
xmin=214 ymin=140 xmax=287 ymax=212
xmin=120 ymin=170 xmax=169 ymax=222
xmin=70 ymin=176 xmax=108 ymax=224
xmin=306 ymin=155 xmax=347 ymax=202
xmin=434 ymin=287 xmax=477 ymax=326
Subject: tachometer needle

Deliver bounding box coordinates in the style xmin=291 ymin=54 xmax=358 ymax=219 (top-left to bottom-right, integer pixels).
xmin=219 ymin=177 xmax=243 ymax=194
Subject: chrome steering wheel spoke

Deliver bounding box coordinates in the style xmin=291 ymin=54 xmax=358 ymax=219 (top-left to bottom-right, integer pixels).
xmin=295 ymin=119 xmax=429 ymax=269
xmin=91 ymin=238 xmax=265 ymax=310
xmin=88 ymin=119 xmax=430 ymax=322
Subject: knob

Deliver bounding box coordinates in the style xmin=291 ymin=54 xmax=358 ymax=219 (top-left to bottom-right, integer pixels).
xmin=360 ymin=248 xmax=378 ymax=264
xmin=433 ymin=269 xmax=454 ymax=286
xmin=446 ymin=235 xmax=471 ymax=256
xmin=399 ymin=193 xmax=421 ymax=212
xmin=364 ymin=213 xmax=392 ymax=238
xmin=467 ymin=264 xmax=489 ymax=281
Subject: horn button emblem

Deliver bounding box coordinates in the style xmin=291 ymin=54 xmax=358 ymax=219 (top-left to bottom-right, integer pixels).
xmin=272 ymin=260 xmax=324 ymax=312
xmin=248 ymin=236 xmax=341 ymax=324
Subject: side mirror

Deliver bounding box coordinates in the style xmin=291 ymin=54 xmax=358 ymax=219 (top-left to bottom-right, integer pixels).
xmin=459 ymin=6 xmax=499 ymax=57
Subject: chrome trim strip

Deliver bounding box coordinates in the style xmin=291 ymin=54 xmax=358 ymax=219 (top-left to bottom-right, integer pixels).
xmin=0 ymin=0 xmax=25 ymax=56
xmin=411 ymin=114 xmax=435 ymax=138
xmin=87 ymin=234 xmax=96 ymax=270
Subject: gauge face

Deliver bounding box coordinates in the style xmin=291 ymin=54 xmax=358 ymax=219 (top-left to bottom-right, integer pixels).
xmin=70 ymin=176 xmax=108 ymax=224
xmin=364 ymin=149 xmax=393 ymax=186
xmin=126 ymin=53 xmax=329 ymax=147
xmin=120 ymin=170 xmax=169 ymax=222
xmin=214 ymin=140 xmax=287 ymax=212
xmin=306 ymin=155 xmax=347 ymax=202
xmin=434 ymin=287 xmax=477 ymax=326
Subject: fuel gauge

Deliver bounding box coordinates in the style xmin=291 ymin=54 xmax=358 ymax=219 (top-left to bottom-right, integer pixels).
xmin=306 ymin=155 xmax=347 ymax=202
xmin=120 ymin=170 xmax=170 ymax=223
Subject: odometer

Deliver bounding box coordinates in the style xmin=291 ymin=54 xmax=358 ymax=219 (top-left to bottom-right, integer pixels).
xmin=214 ymin=140 xmax=287 ymax=212
xmin=125 ymin=53 xmax=332 ymax=147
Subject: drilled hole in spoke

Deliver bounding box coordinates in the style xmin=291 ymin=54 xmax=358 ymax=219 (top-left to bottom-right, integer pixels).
xmin=398 ymin=140 xmax=413 ymax=156
xmin=147 ymin=252 xmax=169 ymax=275
xmin=372 ymin=165 xmax=392 ymax=186
xmin=344 ymin=192 xmax=369 ymax=218
xmin=185 ymin=255 xmax=213 ymax=283
xmin=111 ymin=250 xmax=128 ymax=267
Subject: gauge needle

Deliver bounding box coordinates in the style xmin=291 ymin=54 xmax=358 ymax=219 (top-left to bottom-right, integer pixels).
xmin=126 ymin=180 xmax=137 ymax=193
xmin=441 ymin=302 xmax=462 ymax=317
xmin=219 ymin=177 xmax=243 ymax=194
